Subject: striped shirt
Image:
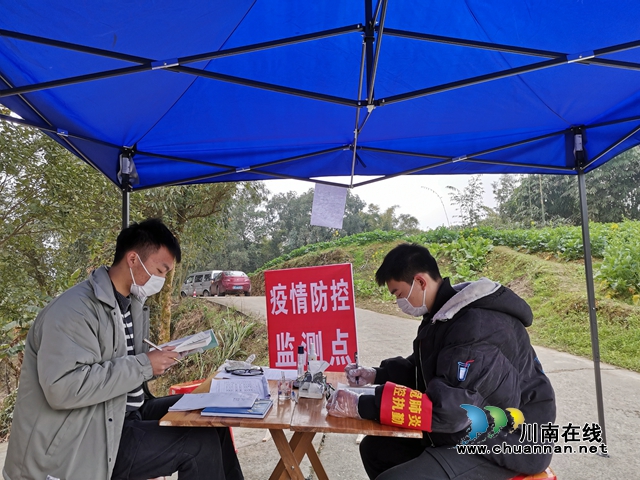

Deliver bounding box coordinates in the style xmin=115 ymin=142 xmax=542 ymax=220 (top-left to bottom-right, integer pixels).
xmin=113 ymin=288 xmax=145 ymax=412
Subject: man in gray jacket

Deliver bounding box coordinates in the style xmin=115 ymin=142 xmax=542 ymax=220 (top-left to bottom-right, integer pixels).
xmin=4 ymin=219 xmax=243 ymax=480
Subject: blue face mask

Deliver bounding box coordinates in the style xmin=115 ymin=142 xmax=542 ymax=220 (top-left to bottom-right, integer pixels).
xmin=396 ymin=280 xmax=428 ymax=317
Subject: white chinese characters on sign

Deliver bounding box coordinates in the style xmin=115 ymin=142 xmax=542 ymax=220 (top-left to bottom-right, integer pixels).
xmin=329 ymin=329 xmax=352 ymax=366
xmin=275 ymin=332 xmax=296 ymax=367
xmin=290 ymin=282 xmax=308 ymax=315
xmin=270 ymin=279 xmax=350 ymax=315
xmin=311 ymin=280 xmax=328 ymax=313
xmin=270 ymin=283 xmax=288 ymax=315
xmin=331 ymin=278 xmax=351 ymax=311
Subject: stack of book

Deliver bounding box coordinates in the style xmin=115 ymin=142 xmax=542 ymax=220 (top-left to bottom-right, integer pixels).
xmin=168 ymin=383 xmax=273 ymax=419
xmin=201 ymin=399 xmax=273 ymax=418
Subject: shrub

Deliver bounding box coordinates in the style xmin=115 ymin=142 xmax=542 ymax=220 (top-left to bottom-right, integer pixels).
xmin=596 ymin=222 xmax=640 ymax=298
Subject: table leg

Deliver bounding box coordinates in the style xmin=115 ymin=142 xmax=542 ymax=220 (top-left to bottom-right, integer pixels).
xmin=270 ymin=432 xmax=305 ymax=480
xmin=269 ymin=429 xmax=306 ymax=480
xmin=270 ymin=431 xmax=329 ymax=480
xmin=304 ymin=439 xmax=328 ymax=480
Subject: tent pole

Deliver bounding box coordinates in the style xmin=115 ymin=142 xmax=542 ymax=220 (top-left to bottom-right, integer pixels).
xmin=577 ymin=169 xmax=608 ymax=449
xmin=121 ymin=177 xmax=130 ymax=229
xmin=119 ymin=151 xmax=132 ymax=229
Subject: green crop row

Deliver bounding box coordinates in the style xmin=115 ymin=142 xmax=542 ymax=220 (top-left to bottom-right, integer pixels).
xmin=256 ymin=230 xmax=405 ymax=272
xmin=253 ymin=222 xmax=639 ymax=300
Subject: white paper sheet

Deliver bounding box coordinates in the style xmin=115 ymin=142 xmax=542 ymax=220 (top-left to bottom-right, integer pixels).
xmin=337 ymin=382 xmax=376 ymax=396
xmin=310 ymin=183 xmax=348 ymax=229
xmin=208 ymin=377 xmax=270 ymax=399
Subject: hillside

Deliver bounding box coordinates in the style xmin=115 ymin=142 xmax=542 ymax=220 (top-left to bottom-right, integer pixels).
xmin=250 ymin=241 xmax=640 ymax=373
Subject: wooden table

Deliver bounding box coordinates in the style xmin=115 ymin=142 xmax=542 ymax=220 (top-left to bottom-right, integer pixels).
xmin=277 ymin=372 xmax=422 ymax=480
xmin=160 ymin=373 xmax=421 ymax=480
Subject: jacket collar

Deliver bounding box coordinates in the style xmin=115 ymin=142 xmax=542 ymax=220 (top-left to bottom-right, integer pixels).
xmin=89 ymin=266 xmax=143 ymax=311
xmin=427 ymin=277 xmax=457 ymax=319
xmin=431 ymin=277 xmax=501 ymax=322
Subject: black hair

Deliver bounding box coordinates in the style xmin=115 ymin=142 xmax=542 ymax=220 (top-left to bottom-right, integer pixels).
xmin=112 ymin=218 xmax=181 ymax=265
xmin=375 ymin=243 xmax=441 ymax=286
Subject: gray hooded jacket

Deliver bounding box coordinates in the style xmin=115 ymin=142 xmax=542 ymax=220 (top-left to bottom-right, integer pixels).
xmin=3 ymin=266 xmax=154 ymax=480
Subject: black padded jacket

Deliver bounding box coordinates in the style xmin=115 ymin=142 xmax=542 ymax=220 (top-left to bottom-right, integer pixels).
xmin=357 ymin=277 xmax=556 ymax=475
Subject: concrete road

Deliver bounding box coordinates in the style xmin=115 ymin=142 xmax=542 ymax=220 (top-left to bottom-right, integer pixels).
xmin=209 ymin=295 xmax=640 ymax=480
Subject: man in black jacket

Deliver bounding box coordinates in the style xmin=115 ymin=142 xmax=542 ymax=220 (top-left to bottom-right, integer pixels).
xmin=327 ymin=243 xmax=555 ymax=479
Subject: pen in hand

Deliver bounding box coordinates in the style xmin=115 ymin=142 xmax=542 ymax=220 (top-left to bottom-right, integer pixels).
xmin=143 ymin=338 xmax=183 ymax=363
xmin=355 ymin=351 xmax=359 ymax=385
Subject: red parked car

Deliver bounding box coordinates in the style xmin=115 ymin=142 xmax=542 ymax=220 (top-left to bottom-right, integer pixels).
xmin=212 ymin=271 xmax=251 ymax=296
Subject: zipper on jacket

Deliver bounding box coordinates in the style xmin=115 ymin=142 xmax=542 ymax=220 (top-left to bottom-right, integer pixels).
xmin=418 ymin=342 xmax=434 ymax=447
xmin=424 ymin=431 xmax=435 ymax=447
xmin=417 ymin=342 xmax=424 ymax=391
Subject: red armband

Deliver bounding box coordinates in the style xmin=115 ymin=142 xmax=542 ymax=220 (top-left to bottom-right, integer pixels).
xmin=380 ymin=382 xmax=432 ymax=431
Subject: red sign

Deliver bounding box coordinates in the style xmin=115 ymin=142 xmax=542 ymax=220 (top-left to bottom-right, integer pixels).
xmin=264 ymin=263 xmax=357 ymax=373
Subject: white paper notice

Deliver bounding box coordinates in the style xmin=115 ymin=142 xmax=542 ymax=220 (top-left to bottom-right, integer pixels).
xmin=310 ymin=183 xmax=348 ymax=229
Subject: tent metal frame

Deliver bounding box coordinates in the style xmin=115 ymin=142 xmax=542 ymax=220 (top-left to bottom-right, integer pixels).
xmin=6 ymin=1 xmax=640 ymax=448
xmin=2 ymin=21 xmax=640 ymax=187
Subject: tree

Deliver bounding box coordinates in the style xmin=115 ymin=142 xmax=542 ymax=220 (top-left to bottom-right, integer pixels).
xmin=447 ymin=175 xmax=486 ymax=227
xmin=492 ymin=147 xmax=640 ymax=226
xmin=201 ymin=183 xmax=270 ymax=274
xmin=258 ymin=189 xmax=421 ymax=261
xmin=0 ymin=106 xmax=244 ymax=371
xmin=491 ymin=175 xmax=520 ymax=220
xmin=582 ymin=147 xmax=640 ymax=222
xmin=0 ymin=109 xmax=121 ymax=381
xmin=360 ymin=205 xmax=420 ymax=233
xmin=262 ymin=189 xmax=336 ymax=255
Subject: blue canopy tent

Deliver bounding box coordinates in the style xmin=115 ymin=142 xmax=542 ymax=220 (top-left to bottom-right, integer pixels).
xmin=3 ymin=0 xmax=640 ymax=446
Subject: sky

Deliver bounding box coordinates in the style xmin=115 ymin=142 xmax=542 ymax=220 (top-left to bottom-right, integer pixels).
xmin=262 ymin=174 xmax=502 ymax=231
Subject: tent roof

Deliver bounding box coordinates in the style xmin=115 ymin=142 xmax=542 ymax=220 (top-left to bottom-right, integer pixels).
xmin=2 ymin=1 xmax=640 ymax=190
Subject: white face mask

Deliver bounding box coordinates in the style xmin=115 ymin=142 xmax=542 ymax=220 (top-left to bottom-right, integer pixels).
xmin=397 ymin=280 xmax=428 ymax=317
xmin=130 ymin=253 xmax=165 ymax=300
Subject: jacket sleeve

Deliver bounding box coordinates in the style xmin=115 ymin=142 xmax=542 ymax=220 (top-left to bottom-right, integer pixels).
xmin=374 ymin=352 xmax=418 ymax=388
xmin=36 ymin=297 xmax=153 ymax=410
xmin=358 ymin=353 xmax=418 ymax=420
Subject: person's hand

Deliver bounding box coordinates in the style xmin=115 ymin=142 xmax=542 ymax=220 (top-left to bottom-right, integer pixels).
xmin=344 ymin=363 xmax=376 ymax=386
xmin=326 ymin=389 xmax=361 ymax=419
xmin=146 ymin=347 xmax=181 ymax=375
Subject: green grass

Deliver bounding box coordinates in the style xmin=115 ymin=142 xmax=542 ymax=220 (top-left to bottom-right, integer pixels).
xmin=148 ymin=300 xmax=269 ymax=396
xmin=477 ymin=247 xmax=640 ymax=371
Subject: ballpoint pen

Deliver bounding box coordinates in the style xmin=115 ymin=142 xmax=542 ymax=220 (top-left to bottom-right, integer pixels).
xmin=354 ymin=351 xmax=359 ymax=385
xmin=143 ymin=338 xmax=183 ymax=363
